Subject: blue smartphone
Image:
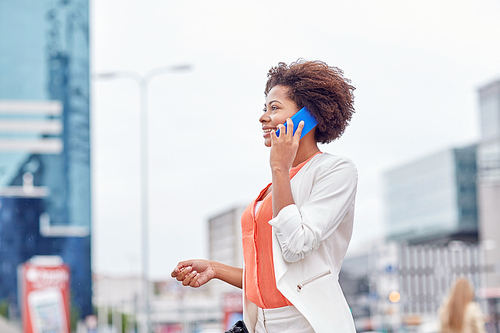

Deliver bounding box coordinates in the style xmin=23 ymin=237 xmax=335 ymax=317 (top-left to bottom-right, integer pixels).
xmin=275 ymin=106 xmax=318 ymax=139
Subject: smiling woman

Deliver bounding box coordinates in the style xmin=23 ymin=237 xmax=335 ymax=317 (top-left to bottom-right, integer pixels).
xmin=172 ymin=59 xmax=358 ymax=333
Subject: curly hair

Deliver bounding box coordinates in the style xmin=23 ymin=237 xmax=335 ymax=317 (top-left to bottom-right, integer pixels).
xmin=265 ymin=59 xmax=355 ymax=144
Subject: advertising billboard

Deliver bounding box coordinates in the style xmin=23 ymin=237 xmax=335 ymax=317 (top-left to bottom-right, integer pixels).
xmin=19 ymin=256 xmax=70 ymax=333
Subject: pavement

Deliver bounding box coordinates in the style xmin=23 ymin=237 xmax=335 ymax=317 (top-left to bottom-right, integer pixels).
xmin=0 ymin=316 xmax=22 ymax=333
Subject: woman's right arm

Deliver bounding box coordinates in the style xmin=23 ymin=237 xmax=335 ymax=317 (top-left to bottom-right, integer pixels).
xmin=171 ymin=259 xmax=242 ymax=289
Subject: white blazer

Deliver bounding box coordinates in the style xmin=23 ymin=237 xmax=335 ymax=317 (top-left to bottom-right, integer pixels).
xmin=243 ymin=153 xmax=357 ymax=333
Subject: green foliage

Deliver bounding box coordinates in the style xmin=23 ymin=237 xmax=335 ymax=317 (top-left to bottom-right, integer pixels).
xmin=70 ymin=302 xmax=81 ymax=332
xmin=0 ymin=299 xmax=9 ymax=319
xmin=121 ymin=312 xmax=133 ymax=333
xmin=98 ymin=307 xmax=135 ymax=333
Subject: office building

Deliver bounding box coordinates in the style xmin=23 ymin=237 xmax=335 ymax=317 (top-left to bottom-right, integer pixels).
xmin=478 ymin=80 xmax=500 ymax=142
xmin=378 ymin=79 xmax=500 ymax=330
xmin=384 ymin=145 xmax=478 ymax=244
xmin=342 ymin=240 xmax=490 ymax=331
xmin=477 ymin=80 xmax=500 ymax=294
xmin=207 ymin=206 xmax=245 ymax=329
xmin=0 ymin=0 xmax=91 ymax=321
xmin=339 ymin=250 xmax=373 ymax=332
xmin=207 ymin=206 xmax=245 ymax=296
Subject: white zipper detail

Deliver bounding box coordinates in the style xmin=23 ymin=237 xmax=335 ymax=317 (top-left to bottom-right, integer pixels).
xmin=297 ymin=270 xmax=332 ymax=292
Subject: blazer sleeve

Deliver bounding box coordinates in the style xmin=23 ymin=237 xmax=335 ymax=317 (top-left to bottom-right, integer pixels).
xmin=268 ymin=157 xmax=358 ymax=263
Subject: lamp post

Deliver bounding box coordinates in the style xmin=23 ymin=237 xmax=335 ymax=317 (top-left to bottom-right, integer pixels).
xmin=95 ymin=64 xmax=192 ymax=333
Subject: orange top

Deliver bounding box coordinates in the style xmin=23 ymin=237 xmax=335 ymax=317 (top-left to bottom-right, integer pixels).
xmin=241 ymin=152 xmax=321 ymax=309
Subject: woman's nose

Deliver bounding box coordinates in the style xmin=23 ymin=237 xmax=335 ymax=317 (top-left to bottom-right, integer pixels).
xmin=260 ymin=112 xmax=269 ymax=123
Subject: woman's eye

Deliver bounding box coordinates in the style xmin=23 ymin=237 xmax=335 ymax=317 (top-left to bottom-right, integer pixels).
xmin=263 ymin=105 xmax=278 ymax=112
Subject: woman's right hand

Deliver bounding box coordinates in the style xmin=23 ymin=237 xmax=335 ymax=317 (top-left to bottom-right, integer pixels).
xmin=171 ymin=259 xmax=216 ymax=288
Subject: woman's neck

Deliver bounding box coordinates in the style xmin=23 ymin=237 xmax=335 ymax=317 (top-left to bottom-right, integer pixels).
xmin=292 ymin=139 xmax=320 ymax=167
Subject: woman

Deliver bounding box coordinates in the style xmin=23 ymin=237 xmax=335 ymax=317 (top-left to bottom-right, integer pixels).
xmin=171 ymin=59 xmax=357 ymax=332
xmin=439 ymin=278 xmax=486 ymax=333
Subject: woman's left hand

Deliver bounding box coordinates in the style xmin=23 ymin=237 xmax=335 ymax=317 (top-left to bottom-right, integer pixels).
xmin=270 ymin=118 xmax=304 ymax=171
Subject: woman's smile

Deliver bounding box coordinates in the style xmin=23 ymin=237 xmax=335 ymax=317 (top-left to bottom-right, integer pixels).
xmin=262 ymin=126 xmax=277 ymax=137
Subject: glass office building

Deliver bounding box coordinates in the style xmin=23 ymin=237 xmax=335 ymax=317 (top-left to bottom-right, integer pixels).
xmin=0 ymin=0 xmax=91 ymax=319
xmin=384 ymin=145 xmax=478 ymax=244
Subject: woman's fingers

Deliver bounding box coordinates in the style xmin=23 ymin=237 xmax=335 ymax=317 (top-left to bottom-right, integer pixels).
xmin=171 ymin=259 xmax=212 ymax=288
xmin=171 ymin=266 xmax=183 ymax=278
xmin=294 ymin=120 xmax=304 ymax=140
xmin=277 ymin=119 xmax=293 ymax=139
xmin=275 ymin=124 xmax=286 ymax=138
xmin=286 ymin=118 xmax=294 ymax=137
xmin=189 ymin=271 xmax=201 ymax=287
xmin=272 ymin=120 xmax=292 ymax=144
xmin=171 ymin=263 xmax=188 ymax=278
xmin=182 ymin=269 xmax=199 ymax=286
xmin=173 ymin=266 xmax=200 ymax=287
xmin=171 ymin=259 xmax=197 ymax=277
xmin=174 ymin=266 xmax=192 ymax=281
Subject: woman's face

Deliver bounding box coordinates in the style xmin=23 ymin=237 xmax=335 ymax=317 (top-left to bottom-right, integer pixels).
xmin=260 ymin=85 xmax=299 ymax=147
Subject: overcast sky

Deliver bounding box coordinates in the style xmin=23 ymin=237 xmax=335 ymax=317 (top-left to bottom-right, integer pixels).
xmin=90 ymin=0 xmax=500 ymax=279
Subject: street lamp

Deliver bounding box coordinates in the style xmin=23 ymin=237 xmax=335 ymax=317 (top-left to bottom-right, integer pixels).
xmin=95 ymin=64 xmax=192 ymax=333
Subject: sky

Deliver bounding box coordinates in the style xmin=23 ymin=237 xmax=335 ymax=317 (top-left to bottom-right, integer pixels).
xmin=90 ymin=0 xmax=500 ymax=279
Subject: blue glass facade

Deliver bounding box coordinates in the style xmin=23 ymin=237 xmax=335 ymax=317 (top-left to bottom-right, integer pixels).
xmin=0 ymin=0 xmax=91 ymax=319
xmin=384 ymin=145 xmax=478 ymax=244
